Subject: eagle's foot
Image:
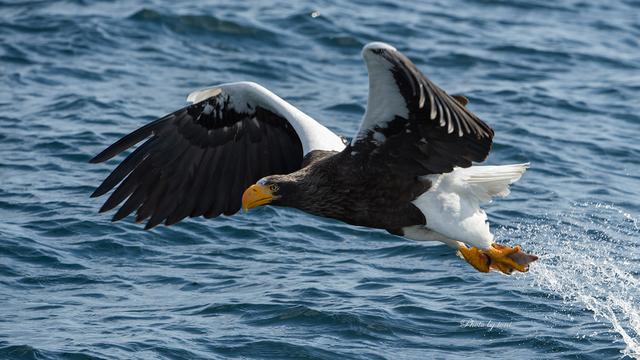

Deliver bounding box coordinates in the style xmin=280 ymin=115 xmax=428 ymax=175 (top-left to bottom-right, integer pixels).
xmin=458 ymin=243 xmax=538 ymax=275
xmin=458 ymin=245 xmax=491 ymax=272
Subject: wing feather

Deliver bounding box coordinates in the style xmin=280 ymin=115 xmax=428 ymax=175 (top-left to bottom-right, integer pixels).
xmin=350 ymin=43 xmax=493 ymax=176
xmin=91 ymin=82 xmax=345 ymax=228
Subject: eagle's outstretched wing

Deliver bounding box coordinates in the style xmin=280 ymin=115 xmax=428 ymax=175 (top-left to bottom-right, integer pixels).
xmin=90 ymin=82 xmax=345 ymax=228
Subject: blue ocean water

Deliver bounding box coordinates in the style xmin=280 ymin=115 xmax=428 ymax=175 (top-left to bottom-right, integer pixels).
xmin=1 ymin=0 xmax=639 ymax=359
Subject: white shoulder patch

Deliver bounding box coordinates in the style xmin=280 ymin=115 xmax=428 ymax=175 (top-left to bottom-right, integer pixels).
xmin=187 ymin=86 xmax=222 ymax=103
xmin=351 ymin=42 xmax=409 ymax=145
xmin=363 ymin=42 xmax=397 ymax=52
xmin=186 ymin=82 xmax=346 ymax=155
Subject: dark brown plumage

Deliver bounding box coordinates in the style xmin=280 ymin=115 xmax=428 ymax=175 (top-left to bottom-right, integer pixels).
xmin=263 ymin=150 xmax=428 ymax=233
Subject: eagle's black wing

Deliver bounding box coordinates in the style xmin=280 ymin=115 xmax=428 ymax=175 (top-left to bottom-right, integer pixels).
xmin=90 ymin=82 xmax=345 ymax=229
xmin=348 ymin=43 xmax=494 ymax=176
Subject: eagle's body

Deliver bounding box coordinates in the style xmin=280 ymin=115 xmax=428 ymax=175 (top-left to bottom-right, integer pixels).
xmin=274 ymin=149 xmax=428 ymax=232
xmin=90 ymin=42 xmax=537 ymax=274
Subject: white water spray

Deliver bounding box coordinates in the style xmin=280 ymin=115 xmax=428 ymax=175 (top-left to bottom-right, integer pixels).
xmin=497 ymin=203 xmax=640 ymax=359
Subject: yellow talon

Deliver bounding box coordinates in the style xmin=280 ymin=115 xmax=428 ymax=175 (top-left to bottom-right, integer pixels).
xmin=458 ymin=243 xmax=538 ymax=275
xmin=458 ymin=245 xmax=491 ymax=272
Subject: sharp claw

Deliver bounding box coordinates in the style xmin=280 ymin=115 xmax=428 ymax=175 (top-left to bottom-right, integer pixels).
xmin=460 ymin=243 xmax=538 ymax=275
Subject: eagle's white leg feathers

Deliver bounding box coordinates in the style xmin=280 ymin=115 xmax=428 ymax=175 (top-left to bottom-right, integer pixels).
xmin=401 ymin=225 xmax=464 ymax=249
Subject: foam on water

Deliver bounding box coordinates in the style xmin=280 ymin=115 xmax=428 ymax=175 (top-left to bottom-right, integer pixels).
xmin=498 ymin=203 xmax=640 ymax=359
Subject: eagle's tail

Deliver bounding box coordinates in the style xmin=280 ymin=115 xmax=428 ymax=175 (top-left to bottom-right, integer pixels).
xmin=455 ymin=163 xmax=530 ymax=203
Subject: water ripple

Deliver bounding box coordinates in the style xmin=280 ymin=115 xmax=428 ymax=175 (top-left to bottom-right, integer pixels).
xmin=2 ymin=0 xmax=639 ymax=359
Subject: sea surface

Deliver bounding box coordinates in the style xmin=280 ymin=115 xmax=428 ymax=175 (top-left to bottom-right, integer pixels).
xmin=1 ymin=0 xmax=639 ymax=359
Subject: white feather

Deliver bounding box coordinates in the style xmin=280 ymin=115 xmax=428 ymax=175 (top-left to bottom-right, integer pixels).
xmin=411 ymin=164 xmax=529 ymax=249
xmin=455 ymin=163 xmax=530 ymax=203
xmin=187 ymin=87 xmax=222 ymax=103
xmin=187 ymin=82 xmax=346 ymax=155
xmin=351 ymin=43 xmax=409 ymax=145
xmin=401 ymin=225 xmax=463 ymax=248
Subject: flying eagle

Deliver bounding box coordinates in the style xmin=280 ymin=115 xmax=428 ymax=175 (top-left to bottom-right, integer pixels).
xmin=90 ymin=42 xmax=538 ymax=274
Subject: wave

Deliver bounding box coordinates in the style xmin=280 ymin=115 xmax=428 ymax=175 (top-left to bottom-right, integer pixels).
xmin=128 ymin=8 xmax=276 ymax=40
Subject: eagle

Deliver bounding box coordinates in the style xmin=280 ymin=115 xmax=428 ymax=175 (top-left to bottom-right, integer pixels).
xmin=90 ymin=42 xmax=538 ymax=274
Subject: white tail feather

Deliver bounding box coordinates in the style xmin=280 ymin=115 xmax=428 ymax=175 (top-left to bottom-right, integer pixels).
xmin=411 ymin=163 xmax=529 ymax=249
xmin=456 ymin=163 xmax=529 ymax=203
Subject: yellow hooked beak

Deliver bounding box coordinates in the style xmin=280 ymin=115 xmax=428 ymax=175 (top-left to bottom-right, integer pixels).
xmin=242 ymin=184 xmax=274 ymax=211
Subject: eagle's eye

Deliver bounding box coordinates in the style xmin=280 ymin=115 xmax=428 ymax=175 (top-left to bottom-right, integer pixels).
xmin=269 ymin=184 xmax=279 ymax=192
